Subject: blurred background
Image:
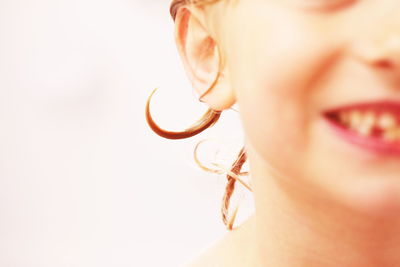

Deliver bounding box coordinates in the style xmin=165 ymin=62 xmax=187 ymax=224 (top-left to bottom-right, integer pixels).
xmin=0 ymin=0 xmax=252 ymax=266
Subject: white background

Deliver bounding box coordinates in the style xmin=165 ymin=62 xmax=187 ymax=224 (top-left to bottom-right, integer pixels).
xmin=0 ymin=0 xmax=251 ymax=266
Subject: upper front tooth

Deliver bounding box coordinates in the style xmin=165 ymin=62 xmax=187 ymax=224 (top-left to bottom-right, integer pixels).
xmin=349 ymin=110 xmax=362 ymax=129
xmin=362 ymin=111 xmax=376 ymax=127
xmin=377 ymin=113 xmax=396 ymax=129
xmin=355 ymin=111 xmax=377 ymax=136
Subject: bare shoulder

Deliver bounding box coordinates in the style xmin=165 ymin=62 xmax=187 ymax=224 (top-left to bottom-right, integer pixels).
xmin=184 ymin=216 xmax=255 ymax=267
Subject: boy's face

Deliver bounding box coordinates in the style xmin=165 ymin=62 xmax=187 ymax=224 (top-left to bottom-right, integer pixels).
xmin=220 ymin=0 xmax=400 ymax=216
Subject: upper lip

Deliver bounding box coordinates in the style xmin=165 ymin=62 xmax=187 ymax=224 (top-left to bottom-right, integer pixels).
xmin=323 ymin=100 xmax=400 ymax=115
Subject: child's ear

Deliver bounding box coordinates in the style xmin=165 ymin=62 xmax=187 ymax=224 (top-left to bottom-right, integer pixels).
xmin=174 ymin=6 xmax=235 ymax=111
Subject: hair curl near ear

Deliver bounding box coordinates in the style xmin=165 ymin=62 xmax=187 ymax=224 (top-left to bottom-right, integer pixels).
xmin=146 ymin=87 xmax=250 ymax=230
xmin=145 ymin=88 xmax=221 ymax=140
xmin=194 ymin=140 xmax=251 ymax=230
xmin=170 ymin=0 xmax=222 ymax=21
xmin=222 ymin=147 xmax=248 ymax=230
xmin=146 ymin=0 xmax=249 ymax=231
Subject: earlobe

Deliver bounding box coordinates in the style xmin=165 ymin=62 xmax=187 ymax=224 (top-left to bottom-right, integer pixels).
xmin=174 ymin=6 xmax=236 ymax=111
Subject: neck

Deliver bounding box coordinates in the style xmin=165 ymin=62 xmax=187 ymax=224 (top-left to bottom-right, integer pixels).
xmin=247 ymin=149 xmax=400 ymax=267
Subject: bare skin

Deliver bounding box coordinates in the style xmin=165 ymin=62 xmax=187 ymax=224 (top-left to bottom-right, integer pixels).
xmin=187 ymin=150 xmax=400 ymax=267
xmin=175 ymin=0 xmax=400 ymax=266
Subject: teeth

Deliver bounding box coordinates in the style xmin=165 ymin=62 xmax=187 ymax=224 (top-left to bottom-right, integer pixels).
xmin=377 ymin=113 xmax=396 ymax=130
xmin=382 ymin=127 xmax=400 ymax=142
xmin=354 ymin=111 xmax=377 ymax=136
xmin=362 ymin=111 xmax=377 ymax=128
xmin=357 ymin=124 xmax=373 ymax=136
xmin=348 ymin=110 xmax=372 ymax=136
xmin=338 ymin=110 xmax=400 ymax=140
xmin=349 ymin=110 xmax=362 ymax=129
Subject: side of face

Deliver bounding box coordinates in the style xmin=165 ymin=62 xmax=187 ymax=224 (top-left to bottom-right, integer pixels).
xmin=178 ymin=0 xmax=400 ymax=217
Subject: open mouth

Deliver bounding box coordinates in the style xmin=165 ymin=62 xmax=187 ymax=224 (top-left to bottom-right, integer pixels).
xmin=323 ymin=101 xmax=400 ymax=155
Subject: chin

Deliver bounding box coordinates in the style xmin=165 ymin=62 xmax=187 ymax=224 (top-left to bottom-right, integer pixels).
xmin=335 ymin=177 xmax=400 ymax=218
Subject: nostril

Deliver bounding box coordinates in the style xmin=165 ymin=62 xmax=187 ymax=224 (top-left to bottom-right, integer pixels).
xmin=372 ymin=59 xmax=395 ymax=69
xmin=352 ymin=34 xmax=400 ymax=70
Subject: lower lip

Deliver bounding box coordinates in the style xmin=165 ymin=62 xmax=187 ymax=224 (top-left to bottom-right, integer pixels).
xmin=323 ymin=114 xmax=400 ymax=156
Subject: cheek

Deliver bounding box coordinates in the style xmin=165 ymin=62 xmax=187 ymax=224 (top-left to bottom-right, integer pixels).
xmin=224 ymin=5 xmax=343 ymax=172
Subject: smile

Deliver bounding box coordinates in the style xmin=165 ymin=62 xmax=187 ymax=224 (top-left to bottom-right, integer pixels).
xmin=323 ymin=101 xmax=400 ymax=156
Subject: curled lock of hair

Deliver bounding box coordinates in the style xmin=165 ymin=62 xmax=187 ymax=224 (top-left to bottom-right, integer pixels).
xmin=145 ymin=88 xmax=222 ymax=140
xmin=221 ymin=147 xmax=248 ymax=230
xmin=144 ymin=0 xmax=250 ymax=230
xmin=147 ymin=2 xmax=224 ymax=140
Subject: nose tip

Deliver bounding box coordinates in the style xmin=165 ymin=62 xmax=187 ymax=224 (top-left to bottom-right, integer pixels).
xmin=353 ymin=33 xmax=400 ymax=70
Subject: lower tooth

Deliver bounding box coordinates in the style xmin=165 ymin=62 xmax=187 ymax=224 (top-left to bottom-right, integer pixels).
xmin=382 ymin=128 xmax=400 ymax=142
xmin=363 ymin=112 xmax=376 ymax=127
xmin=358 ymin=125 xmax=372 ymax=136
xmin=349 ymin=111 xmax=362 ymax=129
xmin=378 ymin=113 xmax=396 ymax=129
